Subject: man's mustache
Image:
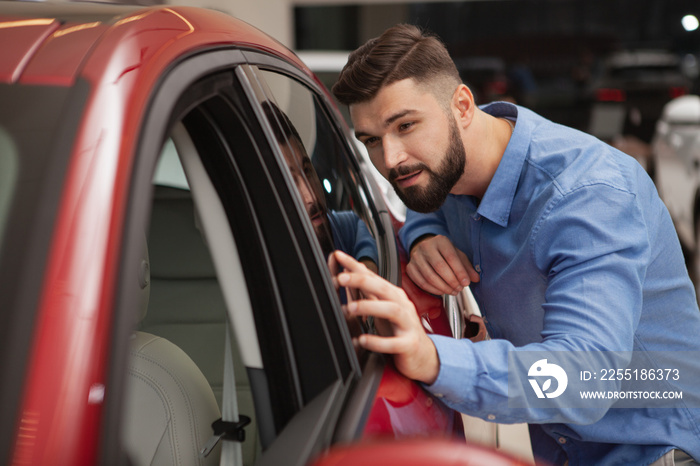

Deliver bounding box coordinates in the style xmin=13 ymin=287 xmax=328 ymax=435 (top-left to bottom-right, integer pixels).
xmin=388 ymin=163 xmax=429 ymax=184
xmin=308 ymin=202 xmax=325 ymax=219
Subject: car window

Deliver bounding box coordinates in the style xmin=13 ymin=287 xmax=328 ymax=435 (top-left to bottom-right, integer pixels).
xmin=258 ymin=69 xmax=380 ymax=272
xmin=128 ymin=64 xmax=369 ymax=461
xmin=153 ymin=138 xmax=189 ymax=190
xmin=116 ymin=48 xmax=381 ymax=464
xmin=248 ymin=68 xmax=384 ymax=359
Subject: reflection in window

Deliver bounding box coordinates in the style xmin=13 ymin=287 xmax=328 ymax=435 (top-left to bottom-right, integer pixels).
xmin=258 ymin=73 xmax=381 ymax=362
xmin=259 ymin=71 xmax=379 ymax=274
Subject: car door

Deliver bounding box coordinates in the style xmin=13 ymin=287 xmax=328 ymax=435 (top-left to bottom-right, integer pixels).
xmin=104 ymin=45 xmax=400 ymax=465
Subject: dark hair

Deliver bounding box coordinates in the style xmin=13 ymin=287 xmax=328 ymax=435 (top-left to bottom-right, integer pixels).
xmin=261 ymin=100 xmax=305 ymax=148
xmin=332 ymin=24 xmax=460 ymax=106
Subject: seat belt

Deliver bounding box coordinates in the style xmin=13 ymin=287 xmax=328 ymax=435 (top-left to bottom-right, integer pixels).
xmin=200 ymin=323 xmax=249 ymax=465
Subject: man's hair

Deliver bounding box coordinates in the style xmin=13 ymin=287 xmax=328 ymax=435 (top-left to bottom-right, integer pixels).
xmin=332 ymin=24 xmax=461 ymax=107
xmin=262 ymin=101 xmax=305 ymax=148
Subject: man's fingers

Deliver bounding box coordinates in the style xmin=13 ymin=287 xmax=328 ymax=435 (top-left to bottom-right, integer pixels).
xmin=409 ymin=235 xmax=479 ymax=294
xmin=337 ymin=269 xmax=405 ymax=303
xmin=346 ymin=299 xmax=406 ymax=323
xmin=332 ymin=249 xmax=368 ymax=273
xmin=454 ymin=248 xmax=480 ymax=284
xmin=410 ymin=245 xmax=464 ymax=295
xmin=438 ymin=242 xmax=475 ymax=288
xmin=356 ymin=333 xmax=403 ymax=354
xmin=406 ymin=260 xmax=456 ymax=296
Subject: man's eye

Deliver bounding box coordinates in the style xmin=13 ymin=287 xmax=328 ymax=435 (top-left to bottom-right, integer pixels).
xmin=364 ymin=137 xmax=380 ymax=148
xmin=399 ymin=122 xmax=414 ymax=132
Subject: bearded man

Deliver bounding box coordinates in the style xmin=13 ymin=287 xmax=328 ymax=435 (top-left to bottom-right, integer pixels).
xmin=329 ymin=23 xmax=700 ymax=466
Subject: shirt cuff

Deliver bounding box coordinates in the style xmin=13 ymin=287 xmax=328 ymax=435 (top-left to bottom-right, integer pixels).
xmin=423 ymin=334 xmax=477 ymax=405
xmin=399 ymin=223 xmax=450 ymax=252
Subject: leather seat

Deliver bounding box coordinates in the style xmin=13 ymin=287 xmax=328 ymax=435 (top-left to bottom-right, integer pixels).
xmin=140 ymin=185 xmax=258 ymax=464
xmin=123 ymin=237 xmax=221 ymax=465
xmin=123 ymin=332 xmax=221 ymax=465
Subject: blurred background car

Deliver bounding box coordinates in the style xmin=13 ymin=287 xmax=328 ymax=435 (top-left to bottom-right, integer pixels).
xmin=588 ymin=49 xmax=695 ymax=145
xmin=651 ymin=94 xmax=700 ymax=301
xmin=0 ymin=3 xmax=534 ymax=466
xmin=454 ymin=56 xmax=512 ymax=105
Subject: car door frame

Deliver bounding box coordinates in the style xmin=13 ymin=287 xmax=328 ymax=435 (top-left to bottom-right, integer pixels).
xmin=102 ymin=46 xmax=385 ymax=465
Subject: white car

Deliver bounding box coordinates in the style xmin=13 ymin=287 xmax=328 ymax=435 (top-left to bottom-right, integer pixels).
xmin=651 ymin=95 xmax=700 ymax=295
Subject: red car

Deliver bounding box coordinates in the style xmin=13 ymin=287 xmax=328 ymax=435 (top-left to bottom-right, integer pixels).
xmin=0 ymin=3 xmax=526 ymax=465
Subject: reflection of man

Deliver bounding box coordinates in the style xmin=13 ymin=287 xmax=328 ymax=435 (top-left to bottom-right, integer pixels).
xmin=329 ymin=24 xmax=700 ymax=465
xmin=263 ymin=102 xmax=378 ymax=272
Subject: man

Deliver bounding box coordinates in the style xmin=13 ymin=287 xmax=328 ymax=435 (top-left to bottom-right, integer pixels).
xmin=330 ymin=24 xmax=700 ymax=465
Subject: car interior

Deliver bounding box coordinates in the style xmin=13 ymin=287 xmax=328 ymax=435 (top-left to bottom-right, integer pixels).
xmin=122 ymin=127 xmax=257 ymax=465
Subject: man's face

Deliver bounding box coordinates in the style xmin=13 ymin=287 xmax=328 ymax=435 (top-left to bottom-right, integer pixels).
xmin=350 ymin=79 xmax=466 ymax=213
xmin=282 ymin=137 xmax=335 ymax=256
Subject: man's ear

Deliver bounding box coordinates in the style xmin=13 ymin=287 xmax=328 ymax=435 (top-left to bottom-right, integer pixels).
xmin=452 ymin=84 xmax=475 ymax=128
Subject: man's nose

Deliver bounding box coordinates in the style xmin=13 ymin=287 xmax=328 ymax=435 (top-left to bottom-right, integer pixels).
xmin=298 ymin=178 xmax=315 ymax=205
xmin=382 ymin=136 xmax=407 ymax=170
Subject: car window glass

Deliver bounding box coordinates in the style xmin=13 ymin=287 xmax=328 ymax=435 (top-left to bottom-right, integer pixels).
xmin=153 ymin=138 xmax=189 ymax=190
xmin=259 ymin=71 xmax=379 ymax=266
xmin=158 ymin=83 xmax=350 ymax=445
xmin=257 ymin=70 xmax=380 ymax=352
xmin=127 ymin=126 xmax=262 ymax=465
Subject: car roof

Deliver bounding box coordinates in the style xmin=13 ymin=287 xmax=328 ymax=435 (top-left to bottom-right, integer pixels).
xmin=0 ymin=1 xmax=309 ymax=86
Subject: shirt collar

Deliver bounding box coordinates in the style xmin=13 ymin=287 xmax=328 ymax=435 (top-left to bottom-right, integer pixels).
xmin=474 ymin=101 xmax=531 ymax=227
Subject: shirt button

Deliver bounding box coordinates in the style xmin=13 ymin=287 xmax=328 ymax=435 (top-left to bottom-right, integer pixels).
xmin=558 ymin=437 xmax=567 ymax=444
xmin=475 ymin=264 xmax=481 ymax=273
xmin=487 ymin=414 xmax=496 ymax=420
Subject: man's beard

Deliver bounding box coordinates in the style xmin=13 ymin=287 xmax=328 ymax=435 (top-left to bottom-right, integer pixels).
xmin=309 ymin=202 xmax=335 ymax=258
xmin=388 ymin=118 xmax=466 ymax=213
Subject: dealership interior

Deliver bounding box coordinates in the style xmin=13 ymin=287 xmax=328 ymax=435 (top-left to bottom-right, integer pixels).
xmin=80 ymin=0 xmax=700 ymax=150
xmin=159 ymin=0 xmax=700 ymax=160
xmin=5 ymin=1 xmax=700 ymax=464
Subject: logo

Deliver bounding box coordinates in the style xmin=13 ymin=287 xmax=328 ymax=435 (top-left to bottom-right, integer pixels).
xmin=528 ymin=359 xmax=568 ymax=399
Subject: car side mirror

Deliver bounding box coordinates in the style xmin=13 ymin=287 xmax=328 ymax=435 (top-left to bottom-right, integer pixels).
xmin=660 ymin=95 xmax=700 ymax=125
xmin=310 ymin=438 xmax=533 ymax=466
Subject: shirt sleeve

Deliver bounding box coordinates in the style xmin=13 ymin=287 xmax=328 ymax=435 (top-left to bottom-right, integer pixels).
xmin=328 ymin=210 xmax=378 ymax=264
xmin=352 ymin=216 xmax=378 ymax=264
xmin=424 ymin=183 xmax=650 ymax=425
xmin=398 ymin=208 xmax=451 ymax=252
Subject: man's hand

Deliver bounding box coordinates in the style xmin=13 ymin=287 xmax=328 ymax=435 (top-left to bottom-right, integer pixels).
xmin=407 ymin=234 xmax=480 ymax=296
xmin=330 ymin=250 xmax=440 ymax=385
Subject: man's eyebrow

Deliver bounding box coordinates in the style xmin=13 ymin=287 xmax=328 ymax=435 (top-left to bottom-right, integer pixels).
xmin=385 ymin=109 xmax=415 ymax=126
xmin=354 ymin=109 xmax=417 ymax=139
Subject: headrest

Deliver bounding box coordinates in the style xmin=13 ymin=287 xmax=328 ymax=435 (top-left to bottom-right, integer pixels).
xmin=148 ymin=185 xmax=216 ymax=279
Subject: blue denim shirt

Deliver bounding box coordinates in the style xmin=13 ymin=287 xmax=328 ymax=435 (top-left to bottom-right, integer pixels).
xmin=329 ymin=210 xmax=378 ymax=264
xmin=399 ymin=102 xmax=700 ymax=465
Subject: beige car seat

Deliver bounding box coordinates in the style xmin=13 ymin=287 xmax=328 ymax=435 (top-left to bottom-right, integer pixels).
xmin=140 ymin=185 xmax=258 ymax=465
xmin=123 ymin=237 xmax=221 ymax=465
